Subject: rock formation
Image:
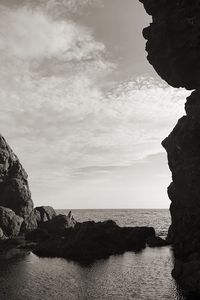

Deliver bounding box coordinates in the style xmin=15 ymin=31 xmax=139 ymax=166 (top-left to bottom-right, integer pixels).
xmin=0 ymin=207 xmax=23 ymax=237
xmin=139 ymin=0 xmax=200 ymax=296
xmin=0 ymin=133 xmax=167 ymax=263
xmin=0 ymin=134 xmax=61 ymax=239
xmin=0 ymin=135 xmax=33 ymax=218
xmin=31 ymin=221 xmax=156 ymax=263
xmin=21 ymin=206 xmax=56 ymax=233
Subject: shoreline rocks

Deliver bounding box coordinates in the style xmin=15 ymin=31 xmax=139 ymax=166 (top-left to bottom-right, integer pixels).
xmin=0 ymin=133 xmax=168 ymax=265
xmin=27 ymin=219 xmax=167 ymax=264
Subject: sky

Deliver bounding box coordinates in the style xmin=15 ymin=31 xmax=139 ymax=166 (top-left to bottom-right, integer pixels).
xmin=0 ymin=0 xmax=190 ymax=208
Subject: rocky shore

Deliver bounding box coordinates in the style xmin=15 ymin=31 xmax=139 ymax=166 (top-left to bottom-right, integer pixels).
xmin=0 ymin=134 xmax=168 ymax=263
xmin=140 ymin=0 xmax=200 ymax=296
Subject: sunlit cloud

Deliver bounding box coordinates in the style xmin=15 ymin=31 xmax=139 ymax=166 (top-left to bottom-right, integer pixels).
xmin=0 ymin=0 xmax=189 ymax=207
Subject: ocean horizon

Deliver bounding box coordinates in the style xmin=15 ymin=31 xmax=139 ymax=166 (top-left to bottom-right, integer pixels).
xmin=0 ymin=209 xmax=185 ymax=300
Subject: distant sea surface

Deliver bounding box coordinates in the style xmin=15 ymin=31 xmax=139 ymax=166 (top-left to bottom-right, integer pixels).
xmin=0 ymin=209 xmax=185 ymax=300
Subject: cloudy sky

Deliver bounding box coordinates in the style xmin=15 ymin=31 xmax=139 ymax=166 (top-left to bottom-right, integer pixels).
xmin=0 ymin=0 xmax=189 ymax=208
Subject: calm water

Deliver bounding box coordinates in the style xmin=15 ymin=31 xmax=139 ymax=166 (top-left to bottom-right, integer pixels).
xmin=0 ymin=209 xmax=186 ymax=300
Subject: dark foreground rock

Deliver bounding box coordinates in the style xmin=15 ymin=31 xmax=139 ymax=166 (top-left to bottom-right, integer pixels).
xmin=26 ymin=213 xmax=76 ymax=240
xmin=146 ymin=236 xmax=169 ymax=248
xmin=31 ymin=220 xmax=157 ymax=263
xmin=139 ymin=0 xmax=200 ymax=296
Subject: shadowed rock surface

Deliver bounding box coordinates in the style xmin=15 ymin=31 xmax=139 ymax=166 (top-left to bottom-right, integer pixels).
xmin=146 ymin=235 xmax=169 ymax=248
xmin=139 ymin=0 xmax=200 ymax=90
xmin=140 ymin=0 xmax=200 ymax=296
xmin=32 ymin=220 xmax=156 ymax=263
xmin=38 ymin=213 xmax=76 ymax=234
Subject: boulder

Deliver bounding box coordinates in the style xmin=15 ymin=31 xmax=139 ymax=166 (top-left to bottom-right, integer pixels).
xmin=0 ymin=206 xmax=23 ymax=237
xmin=34 ymin=206 xmax=56 ymax=224
xmin=21 ymin=206 xmax=56 ymax=233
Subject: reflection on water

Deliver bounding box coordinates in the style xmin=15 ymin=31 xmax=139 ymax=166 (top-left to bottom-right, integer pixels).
xmin=0 ymin=210 xmax=188 ymax=300
xmin=0 ymin=247 xmax=185 ymax=300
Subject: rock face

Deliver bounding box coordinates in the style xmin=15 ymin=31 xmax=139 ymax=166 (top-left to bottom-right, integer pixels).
xmin=139 ymin=0 xmax=200 ymax=295
xmin=0 ymin=134 xmax=58 ymax=239
xmin=139 ymin=0 xmax=200 ymax=90
xmin=163 ymin=91 xmax=200 ymax=294
xmin=0 ymin=135 xmax=33 ymax=218
xmin=0 ymin=207 xmax=23 ymax=237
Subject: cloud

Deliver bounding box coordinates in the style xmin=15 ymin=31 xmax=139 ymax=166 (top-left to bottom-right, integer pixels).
xmin=0 ymin=1 xmax=190 ymax=206
xmin=0 ymin=73 xmax=189 ymax=179
xmin=0 ymin=5 xmax=106 ymax=65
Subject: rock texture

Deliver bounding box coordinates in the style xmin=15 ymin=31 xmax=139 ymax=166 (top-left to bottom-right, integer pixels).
xmin=0 ymin=135 xmax=33 ymax=218
xmin=139 ymin=0 xmax=200 ymax=296
xmin=139 ymin=0 xmax=200 ymax=90
xmin=0 ymin=207 xmax=23 ymax=237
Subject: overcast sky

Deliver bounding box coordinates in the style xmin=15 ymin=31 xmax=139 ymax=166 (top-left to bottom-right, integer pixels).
xmin=0 ymin=0 xmax=189 ymax=208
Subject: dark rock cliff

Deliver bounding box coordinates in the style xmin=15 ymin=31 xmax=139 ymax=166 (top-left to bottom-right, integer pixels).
xmin=140 ymin=0 xmax=200 ymax=295
xmin=140 ymin=0 xmax=200 ymax=90
xmin=0 ymin=134 xmax=33 ymax=219
xmin=0 ymin=134 xmax=59 ymax=239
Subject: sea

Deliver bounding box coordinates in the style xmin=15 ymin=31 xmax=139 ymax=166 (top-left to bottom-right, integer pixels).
xmin=0 ymin=209 xmax=186 ymax=300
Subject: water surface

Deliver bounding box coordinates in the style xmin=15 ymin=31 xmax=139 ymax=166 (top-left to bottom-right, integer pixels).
xmin=0 ymin=209 xmax=185 ymax=300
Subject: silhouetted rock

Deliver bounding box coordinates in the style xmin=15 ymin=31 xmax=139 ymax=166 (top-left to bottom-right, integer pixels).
xmin=139 ymin=0 xmax=200 ymax=295
xmin=139 ymin=0 xmax=200 ymax=90
xmin=35 ymin=214 xmax=76 ymax=235
xmin=26 ymin=228 xmax=50 ymax=242
xmin=33 ymin=220 xmax=156 ymax=263
xmin=25 ymin=212 xmax=76 ymax=242
xmin=0 ymin=135 xmax=33 ymax=218
xmin=0 ymin=207 xmax=23 ymax=237
xmin=146 ymin=236 xmax=169 ymax=247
